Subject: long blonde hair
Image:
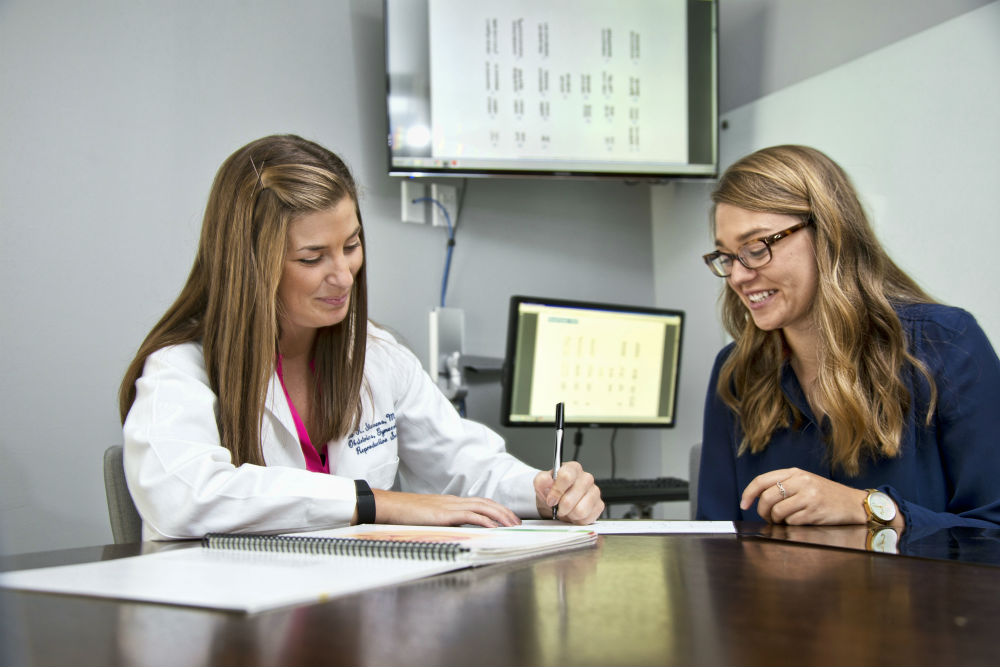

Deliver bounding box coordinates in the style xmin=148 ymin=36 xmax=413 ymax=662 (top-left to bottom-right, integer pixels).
xmin=712 ymin=145 xmax=936 ymax=475
xmin=119 ymin=134 xmax=368 ymax=466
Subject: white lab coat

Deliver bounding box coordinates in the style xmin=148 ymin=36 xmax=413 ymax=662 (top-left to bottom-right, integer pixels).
xmin=123 ymin=323 xmax=541 ymax=540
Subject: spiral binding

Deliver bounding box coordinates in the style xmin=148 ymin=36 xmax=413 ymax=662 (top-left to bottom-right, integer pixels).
xmin=202 ymin=533 xmax=471 ymax=561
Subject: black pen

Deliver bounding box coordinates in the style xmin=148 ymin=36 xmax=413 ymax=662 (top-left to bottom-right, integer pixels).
xmin=552 ymin=402 xmax=564 ymax=520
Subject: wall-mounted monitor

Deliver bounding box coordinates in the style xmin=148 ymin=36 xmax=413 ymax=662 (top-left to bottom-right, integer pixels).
xmin=384 ymin=0 xmax=718 ymax=181
xmin=501 ymin=296 xmax=684 ymax=428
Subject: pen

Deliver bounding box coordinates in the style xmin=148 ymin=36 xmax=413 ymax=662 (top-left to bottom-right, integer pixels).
xmin=552 ymin=402 xmax=564 ymax=520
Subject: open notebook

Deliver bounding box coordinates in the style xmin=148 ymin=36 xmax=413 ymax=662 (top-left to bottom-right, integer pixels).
xmin=0 ymin=524 xmax=596 ymax=613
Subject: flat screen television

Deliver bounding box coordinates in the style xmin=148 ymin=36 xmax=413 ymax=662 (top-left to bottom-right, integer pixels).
xmin=384 ymin=0 xmax=718 ymax=181
xmin=501 ymin=295 xmax=684 ymax=428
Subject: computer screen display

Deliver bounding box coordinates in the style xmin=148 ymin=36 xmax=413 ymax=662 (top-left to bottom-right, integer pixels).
xmin=501 ymin=296 xmax=683 ymax=427
xmin=384 ymin=0 xmax=718 ymax=180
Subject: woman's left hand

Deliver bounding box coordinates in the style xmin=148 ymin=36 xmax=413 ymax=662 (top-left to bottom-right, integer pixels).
xmin=533 ymin=461 xmax=605 ymax=525
xmin=740 ymin=467 xmax=878 ymax=526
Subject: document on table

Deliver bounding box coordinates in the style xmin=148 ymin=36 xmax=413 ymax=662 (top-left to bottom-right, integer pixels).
xmin=0 ymin=524 xmax=597 ymax=614
xmin=0 ymin=546 xmax=457 ymax=614
xmin=521 ymin=519 xmax=736 ymax=534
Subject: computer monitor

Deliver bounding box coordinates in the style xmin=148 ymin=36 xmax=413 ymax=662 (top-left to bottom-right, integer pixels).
xmin=501 ymin=295 xmax=683 ymax=428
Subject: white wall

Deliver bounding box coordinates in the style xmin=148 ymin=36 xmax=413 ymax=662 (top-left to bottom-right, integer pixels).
xmin=653 ymin=2 xmax=1000 ymax=512
xmin=718 ymin=0 xmax=993 ymax=111
xmin=0 ymin=1 xmax=659 ymax=555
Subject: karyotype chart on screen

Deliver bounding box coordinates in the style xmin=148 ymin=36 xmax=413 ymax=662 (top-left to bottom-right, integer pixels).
xmin=428 ymin=0 xmax=688 ymax=164
xmin=526 ymin=309 xmax=673 ymax=421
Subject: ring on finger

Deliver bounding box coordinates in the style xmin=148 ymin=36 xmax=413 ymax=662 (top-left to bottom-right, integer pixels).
xmin=775 ymin=480 xmax=787 ymax=500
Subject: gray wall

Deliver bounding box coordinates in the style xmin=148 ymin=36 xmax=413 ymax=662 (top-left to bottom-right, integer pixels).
xmin=0 ymin=1 xmax=658 ymax=555
xmin=719 ymin=0 xmax=994 ymax=112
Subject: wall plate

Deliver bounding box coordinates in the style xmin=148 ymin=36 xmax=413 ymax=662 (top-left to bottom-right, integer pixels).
xmin=400 ymin=180 xmax=428 ymax=223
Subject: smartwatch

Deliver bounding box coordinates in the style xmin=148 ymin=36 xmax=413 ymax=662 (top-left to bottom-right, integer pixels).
xmin=354 ymin=479 xmax=376 ymax=524
xmin=863 ymin=489 xmax=896 ymax=526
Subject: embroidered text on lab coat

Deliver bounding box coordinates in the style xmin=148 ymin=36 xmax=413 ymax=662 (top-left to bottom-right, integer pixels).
xmin=348 ymin=413 xmax=397 ymax=455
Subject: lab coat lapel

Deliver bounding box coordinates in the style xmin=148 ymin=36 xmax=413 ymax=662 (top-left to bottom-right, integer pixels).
xmin=264 ymin=372 xmax=298 ymax=443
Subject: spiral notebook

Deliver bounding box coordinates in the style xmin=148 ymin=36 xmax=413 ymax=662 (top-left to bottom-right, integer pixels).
xmin=0 ymin=524 xmax=596 ymax=613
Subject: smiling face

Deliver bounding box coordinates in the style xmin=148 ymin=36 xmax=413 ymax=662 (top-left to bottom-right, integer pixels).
xmin=714 ymin=203 xmax=819 ymax=337
xmin=276 ymin=197 xmax=363 ymax=349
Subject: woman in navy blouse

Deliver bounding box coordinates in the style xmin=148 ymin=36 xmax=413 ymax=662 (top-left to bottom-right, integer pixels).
xmin=697 ymin=145 xmax=1000 ymax=534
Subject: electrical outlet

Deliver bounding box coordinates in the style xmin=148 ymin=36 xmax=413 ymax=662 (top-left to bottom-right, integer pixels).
xmin=400 ymin=180 xmax=428 ymax=224
xmin=431 ymin=183 xmax=458 ymax=228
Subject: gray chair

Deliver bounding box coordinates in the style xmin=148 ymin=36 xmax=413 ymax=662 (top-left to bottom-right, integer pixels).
xmin=689 ymin=443 xmax=701 ymax=520
xmin=103 ymin=445 xmax=142 ymax=543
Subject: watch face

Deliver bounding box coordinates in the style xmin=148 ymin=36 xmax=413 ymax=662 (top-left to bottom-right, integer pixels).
xmin=868 ymin=491 xmax=896 ymax=523
xmin=869 ymin=527 xmax=899 ymax=554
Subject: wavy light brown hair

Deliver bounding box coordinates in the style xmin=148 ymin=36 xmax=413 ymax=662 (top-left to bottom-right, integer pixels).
xmin=712 ymin=145 xmax=936 ymax=475
xmin=119 ymin=134 xmax=368 ymax=466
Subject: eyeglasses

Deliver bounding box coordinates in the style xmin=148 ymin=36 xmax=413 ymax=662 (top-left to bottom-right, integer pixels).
xmin=702 ymin=219 xmax=812 ymax=277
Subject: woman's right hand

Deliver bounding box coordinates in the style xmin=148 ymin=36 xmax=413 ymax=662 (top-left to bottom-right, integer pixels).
xmin=368 ymin=490 xmax=521 ymax=527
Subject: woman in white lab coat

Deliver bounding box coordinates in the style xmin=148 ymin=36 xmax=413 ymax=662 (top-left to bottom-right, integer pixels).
xmin=119 ymin=134 xmax=603 ymax=540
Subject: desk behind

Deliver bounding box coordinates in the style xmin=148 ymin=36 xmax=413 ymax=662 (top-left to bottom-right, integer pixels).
xmin=3 ymin=530 xmax=999 ymax=666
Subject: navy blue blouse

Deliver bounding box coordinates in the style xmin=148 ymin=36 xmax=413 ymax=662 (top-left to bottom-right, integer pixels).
xmin=697 ymin=303 xmax=1000 ymax=532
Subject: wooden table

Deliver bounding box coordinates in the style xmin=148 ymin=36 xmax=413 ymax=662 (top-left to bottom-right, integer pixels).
xmin=3 ymin=528 xmax=999 ymax=666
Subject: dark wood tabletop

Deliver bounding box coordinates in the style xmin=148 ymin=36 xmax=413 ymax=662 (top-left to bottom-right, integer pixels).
xmin=3 ymin=529 xmax=1000 ymax=666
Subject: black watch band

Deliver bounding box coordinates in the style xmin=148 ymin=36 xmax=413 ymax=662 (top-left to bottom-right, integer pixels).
xmin=354 ymin=479 xmax=376 ymax=524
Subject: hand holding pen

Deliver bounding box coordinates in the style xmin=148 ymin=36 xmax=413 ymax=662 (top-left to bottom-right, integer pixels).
xmin=552 ymin=402 xmax=564 ymax=520
xmin=532 ymin=402 xmax=605 ymax=524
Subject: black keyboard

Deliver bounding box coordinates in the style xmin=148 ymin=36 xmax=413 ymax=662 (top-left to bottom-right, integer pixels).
xmin=595 ymin=477 xmax=689 ymax=503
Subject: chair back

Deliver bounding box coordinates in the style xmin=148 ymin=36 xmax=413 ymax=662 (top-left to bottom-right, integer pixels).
xmin=689 ymin=443 xmax=702 ymax=520
xmin=103 ymin=445 xmax=142 ymax=543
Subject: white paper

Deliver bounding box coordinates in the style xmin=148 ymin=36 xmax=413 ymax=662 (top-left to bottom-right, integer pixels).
xmin=0 ymin=546 xmax=460 ymax=613
xmin=521 ymin=519 xmax=736 ymax=534
xmin=0 ymin=525 xmax=598 ymax=613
